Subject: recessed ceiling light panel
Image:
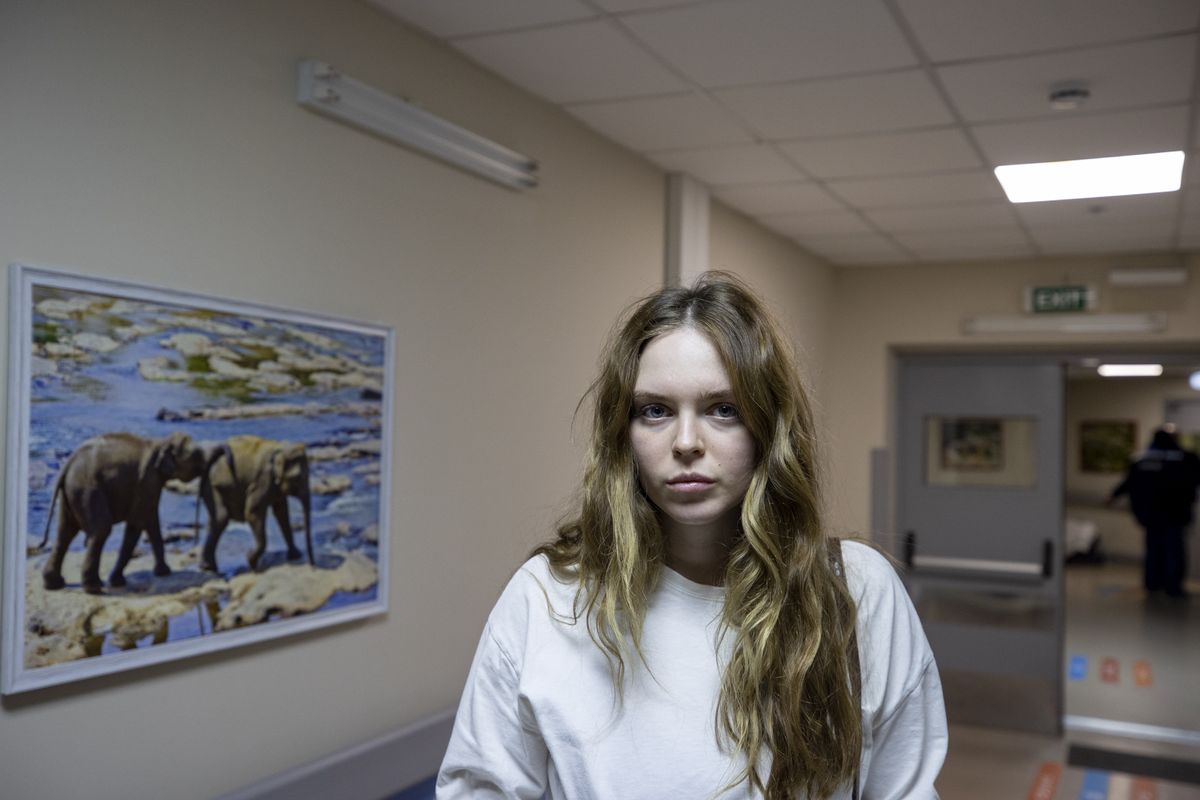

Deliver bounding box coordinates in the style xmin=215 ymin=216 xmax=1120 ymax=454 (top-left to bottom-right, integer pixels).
xmin=1097 ymin=364 xmax=1163 ymax=377
xmin=995 ymin=151 xmax=1184 ymax=204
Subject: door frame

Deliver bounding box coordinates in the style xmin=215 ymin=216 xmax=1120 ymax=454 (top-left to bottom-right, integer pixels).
xmin=883 ymin=345 xmax=1200 ymax=741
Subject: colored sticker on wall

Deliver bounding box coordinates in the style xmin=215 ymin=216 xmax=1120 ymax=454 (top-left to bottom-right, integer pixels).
xmin=1027 ymin=762 xmax=1062 ymax=800
xmin=1080 ymin=769 xmax=1109 ymax=800
xmin=1069 ymin=654 xmax=1088 ymax=680
xmin=1100 ymin=657 xmax=1120 ymax=684
xmin=1133 ymin=660 xmax=1153 ymax=687
xmin=1131 ymin=778 xmax=1158 ymax=800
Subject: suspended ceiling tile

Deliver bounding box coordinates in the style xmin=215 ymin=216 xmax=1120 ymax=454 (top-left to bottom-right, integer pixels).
xmin=828 ymin=171 xmax=1004 ymax=209
xmin=1016 ymin=192 xmax=1182 ymax=229
xmin=1182 ymin=191 xmax=1200 ymax=218
xmin=801 ymin=233 xmax=913 ymax=265
xmin=757 ymin=211 xmax=874 ymax=238
xmin=865 ymin=202 xmax=1021 ymax=233
xmin=1187 ymin=152 xmax=1200 ymax=184
xmin=453 ymin=19 xmax=689 ymax=103
xmin=370 ymin=0 xmax=595 ymax=38
xmin=715 ymin=71 xmax=952 ymax=139
xmin=620 ymin=0 xmax=915 ymax=88
xmin=1179 ymin=204 xmax=1200 ymax=247
xmin=713 ymin=182 xmax=844 ymax=216
xmin=973 ymin=105 xmax=1189 ymax=166
xmin=590 ymin=0 xmax=687 ymax=11
xmin=567 ymin=93 xmax=752 ymax=151
xmin=1033 ymin=221 xmax=1175 ymax=254
xmin=650 ymin=144 xmax=803 ymax=186
xmin=778 ymin=127 xmax=980 ymax=180
xmin=896 ymin=0 xmax=1200 ymax=63
xmin=895 ymin=228 xmax=1035 ymax=261
xmin=908 ymin=242 xmax=1038 ymax=262
xmin=1180 ymin=212 xmax=1200 ymax=241
xmin=939 ymin=35 xmax=1196 ymax=123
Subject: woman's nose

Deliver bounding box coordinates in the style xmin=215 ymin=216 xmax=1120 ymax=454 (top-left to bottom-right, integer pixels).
xmin=672 ymin=413 xmax=704 ymax=456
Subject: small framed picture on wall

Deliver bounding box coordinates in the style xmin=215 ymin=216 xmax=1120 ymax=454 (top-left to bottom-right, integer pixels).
xmin=1079 ymin=420 xmax=1136 ymax=473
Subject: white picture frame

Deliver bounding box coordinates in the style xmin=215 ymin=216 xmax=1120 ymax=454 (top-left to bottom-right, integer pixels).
xmin=3 ymin=263 xmax=394 ymax=694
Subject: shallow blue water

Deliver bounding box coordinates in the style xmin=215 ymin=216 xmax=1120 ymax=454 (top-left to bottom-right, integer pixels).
xmin=25 ymin=291 xmax=385 ymax=647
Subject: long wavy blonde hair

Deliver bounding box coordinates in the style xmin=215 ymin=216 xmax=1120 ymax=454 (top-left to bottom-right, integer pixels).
xmin=533 ymin=272 xmax=860 ymax=799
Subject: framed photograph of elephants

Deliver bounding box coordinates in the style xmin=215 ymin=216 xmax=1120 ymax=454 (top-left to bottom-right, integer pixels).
xmin=3 ymin=263 xmax=394 ymax=694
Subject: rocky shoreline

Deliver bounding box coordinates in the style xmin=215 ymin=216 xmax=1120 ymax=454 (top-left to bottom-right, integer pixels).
xmin=23 ymin=547 xmax=379 ymax=669
xmin=33 ymin=294 xmax=385 ymax=402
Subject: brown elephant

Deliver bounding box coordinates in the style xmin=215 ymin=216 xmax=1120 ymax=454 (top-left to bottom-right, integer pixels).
xmin=39 ymin=431 xmax=232 ymax=594
xmin=199 ymin=435 xmax=314 ymax=573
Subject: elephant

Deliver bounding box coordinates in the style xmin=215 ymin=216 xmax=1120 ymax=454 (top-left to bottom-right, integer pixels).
xmin=39 ymin=431 xmax=233 ymax=594
xmin=199 ymin=434 xmax=314 ymax=574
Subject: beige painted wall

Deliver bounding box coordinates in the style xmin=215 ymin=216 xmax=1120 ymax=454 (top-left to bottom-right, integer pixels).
xmin=709 ymin=201 xmax=836 ymax=410
xmin=0 ymin=2 xmax=667 ymax=798
xmin=0 ymin=3 xmax=830 ymax=798
xmin=826 ymin=254 xmax=1200 ymax=541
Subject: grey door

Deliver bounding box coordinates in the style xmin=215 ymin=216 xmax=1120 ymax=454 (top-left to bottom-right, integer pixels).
xmin=896 ymin=356 xmax=1064 ymax=735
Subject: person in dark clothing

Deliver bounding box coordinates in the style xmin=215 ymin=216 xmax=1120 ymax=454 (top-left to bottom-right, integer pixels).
xmin=1107 ymin=427 xmax=1200 ymax=597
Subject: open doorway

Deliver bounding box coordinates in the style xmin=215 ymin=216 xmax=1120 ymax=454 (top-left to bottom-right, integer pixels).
xmin=891 ymin=349 xmax=1200 ymax=744
xmin=1062 ymin=357 xmax=1200 ymax=743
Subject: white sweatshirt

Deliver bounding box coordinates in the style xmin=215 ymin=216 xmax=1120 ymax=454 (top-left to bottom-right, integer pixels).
xmin=438 ymin=541 xmax=947 ymax=799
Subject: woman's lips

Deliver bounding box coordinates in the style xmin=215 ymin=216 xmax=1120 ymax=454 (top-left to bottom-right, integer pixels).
xmin=666 ymin=475 xmax=714 ymax=492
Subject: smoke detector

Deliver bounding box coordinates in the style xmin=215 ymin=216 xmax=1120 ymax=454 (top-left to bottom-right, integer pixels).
xmin=1049 ymin=81 xmax=1090 ymax=111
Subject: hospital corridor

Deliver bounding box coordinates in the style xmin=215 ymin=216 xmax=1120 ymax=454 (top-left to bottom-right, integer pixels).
xmin=2 ymin=2 xmax=1200 ymax=799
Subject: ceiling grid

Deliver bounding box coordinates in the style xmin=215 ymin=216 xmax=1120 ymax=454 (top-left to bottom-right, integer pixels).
xmin=369 ymin=0 xmax=1200 ymax=266
xmin=879 ymin=0 xmax=1042 ymax=259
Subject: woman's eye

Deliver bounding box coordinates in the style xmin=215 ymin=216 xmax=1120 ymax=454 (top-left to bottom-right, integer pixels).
xmin=712 ymin=403 xmax=738 ymax=419
xmin=639 ymin=403 xmax=668 ymax=419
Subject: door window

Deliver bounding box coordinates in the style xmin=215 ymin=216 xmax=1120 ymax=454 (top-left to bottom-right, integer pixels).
xmin=925 ymin=416 xmax=1038 ymax=488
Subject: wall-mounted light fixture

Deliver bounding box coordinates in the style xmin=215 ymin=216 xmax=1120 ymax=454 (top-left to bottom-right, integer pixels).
xmin=962 ymin=312 xmax=1167 ymax=335
xmin=296 ymin=59 xmax=538 ymax=190
xmin=1108 ymin=267 xmax=1188 ymax=287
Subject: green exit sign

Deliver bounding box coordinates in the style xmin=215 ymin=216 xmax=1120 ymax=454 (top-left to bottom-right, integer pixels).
xmin=1024 ymin=285 xmax=1096 ymax=313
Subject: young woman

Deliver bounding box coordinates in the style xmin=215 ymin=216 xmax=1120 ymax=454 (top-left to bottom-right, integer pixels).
xmin=437 ymin=274 xmax=947 ymax=799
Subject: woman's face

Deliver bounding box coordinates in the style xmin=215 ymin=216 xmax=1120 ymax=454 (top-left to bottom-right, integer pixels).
xmin=629 ymin=326 xmax=756 ymax=541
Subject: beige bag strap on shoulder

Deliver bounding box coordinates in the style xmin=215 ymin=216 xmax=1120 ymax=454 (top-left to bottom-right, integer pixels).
xmin=826 ymin=537 xmax=862 ymax=800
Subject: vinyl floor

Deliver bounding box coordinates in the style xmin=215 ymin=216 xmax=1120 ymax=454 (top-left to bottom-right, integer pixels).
xmin=936 ymin=560 xmax=1200 ymax=799
xmin=1063 ymin=561 xmax=1200 ymax=731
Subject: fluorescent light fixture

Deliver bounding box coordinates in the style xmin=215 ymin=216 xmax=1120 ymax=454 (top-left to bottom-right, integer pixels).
xmin=1097 ymin=364 xmax=1163 ymax=377
xmin=296 ymin=59 xmax=538 ymax=190
xmin=1108 ymin=267 xmax=1188 ymax=287
xmin=962 ymin=312 xmax=1166 ymax=335
xmin=1190 ymin=370 xmax=1200 ymax=391
xmin=994 ymin=151 xmax=1183 ymax=203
